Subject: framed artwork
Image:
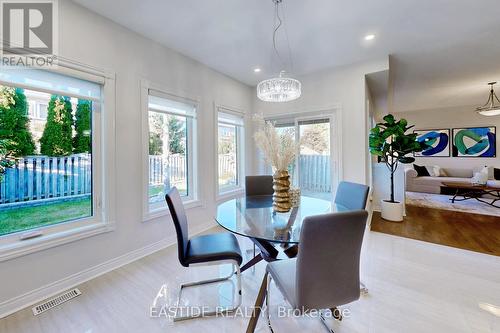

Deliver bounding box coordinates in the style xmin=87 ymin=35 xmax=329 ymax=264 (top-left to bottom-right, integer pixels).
xmin=414 ymin=129 xmax=450 ymax=157
xmin=452 ymin=126 xmax=496 ymax=157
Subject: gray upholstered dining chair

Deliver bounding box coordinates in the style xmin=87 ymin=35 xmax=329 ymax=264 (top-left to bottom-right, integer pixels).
xmin=334 ymin=181 xmax=370 ymax=294
xmin=165 ymin=187 xmax=243 ymax=321
xmin=245 ymin=175 xmax=274 ymax=257
xmin=245 ymin=175 xmax=274 ymax=196
xmin=334 ymin=181 xmax=370 ymax=210
xmin=264 ymin=210 xmax=368 ymax=332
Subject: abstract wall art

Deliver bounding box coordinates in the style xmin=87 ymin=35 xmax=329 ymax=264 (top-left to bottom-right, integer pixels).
xmin=414 ymin=129 xmax=450 ymax=157
xmin=452 ymin=127 xmax=496 ymax=157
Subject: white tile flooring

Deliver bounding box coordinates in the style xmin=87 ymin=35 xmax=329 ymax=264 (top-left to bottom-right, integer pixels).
xmin=1 ymin=228 xmax=499 ymax=333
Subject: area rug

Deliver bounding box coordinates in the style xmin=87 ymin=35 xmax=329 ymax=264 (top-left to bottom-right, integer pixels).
xmin=405 ymin=191 xmax=500 ymax=217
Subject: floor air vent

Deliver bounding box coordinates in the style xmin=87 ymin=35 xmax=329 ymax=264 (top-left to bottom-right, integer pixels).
xmin=32 ymin=288 xmax=82 ymax=316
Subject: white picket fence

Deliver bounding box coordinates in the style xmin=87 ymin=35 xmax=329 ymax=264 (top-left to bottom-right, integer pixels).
xmin=0 ymin=154 xmax=92 ymax=204
xmin=149 ymin=154 xmax=186 ymax=186
xmin=298 ymin=155 xmax=331 ymax=192
xmin=149 ymin=154 xmax=330 ymax=192
xmin=149 ymin=153 xmax=235 ymax=187
xmin=0 ymin=153 xmax=329 ymax=205
xmin=218 ymin=154 xmax=236 ymax=180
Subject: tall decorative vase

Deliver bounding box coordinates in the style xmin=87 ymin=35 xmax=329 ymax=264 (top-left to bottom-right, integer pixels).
xmin=272 ymin=169 xmax=291 ymax=212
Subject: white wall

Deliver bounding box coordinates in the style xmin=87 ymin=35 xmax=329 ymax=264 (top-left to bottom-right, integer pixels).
xmin=253 ymin=59 xmax=389 ymax=185
xmin=0 ymin=0 xmax=254 ymax=312
xmin=395 ymin=106 xmax=500 ymax=170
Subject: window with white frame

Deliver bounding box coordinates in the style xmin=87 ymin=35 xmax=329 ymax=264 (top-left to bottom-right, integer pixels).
xmin=0 ymin=65 xmax=114 ymax=256
xmin=217 ymin=108 xmax=244 ymax=194
xmin=38 ymin=102 xmax=48 ymax=119
xmin=146 ymin=90 xmax=197 ymax=213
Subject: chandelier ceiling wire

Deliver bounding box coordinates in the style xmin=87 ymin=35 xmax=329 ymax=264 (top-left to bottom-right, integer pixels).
xmin=257 ymin=0 xmax=301 ymax=103
xmin=272 ymin=1 xmax=284 ymax=69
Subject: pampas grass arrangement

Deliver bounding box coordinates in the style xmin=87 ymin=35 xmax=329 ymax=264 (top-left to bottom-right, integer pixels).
xmin=253 ymin=114 xmax=298 ymax=171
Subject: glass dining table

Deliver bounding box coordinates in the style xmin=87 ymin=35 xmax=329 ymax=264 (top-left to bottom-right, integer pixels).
xmin=215 ymin=194 xmax=349 ymax=272
xmin=215 ymin=194 xmax=349 ymax=332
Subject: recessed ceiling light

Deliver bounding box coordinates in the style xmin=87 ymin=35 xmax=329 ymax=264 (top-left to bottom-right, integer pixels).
xmin=364 ymin=34 xmax=376 ymax=41
xmin=254 ymin=68 xmax=261 ymax=73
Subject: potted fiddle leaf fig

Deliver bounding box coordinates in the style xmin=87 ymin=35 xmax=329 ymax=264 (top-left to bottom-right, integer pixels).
xmin=369 ymin=114 xmax=426 ymax=221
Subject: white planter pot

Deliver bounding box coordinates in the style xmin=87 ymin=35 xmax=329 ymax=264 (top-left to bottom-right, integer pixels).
xmin=380 ymin=200 xmax=404 ymax=222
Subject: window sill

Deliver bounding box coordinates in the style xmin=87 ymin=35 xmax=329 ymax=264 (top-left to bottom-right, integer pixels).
xmin=0 ymin=222 xmax=115 ymax=262
xmin=143 ymin=199 xmax=203 ymax=222
xmin=216 ymin=188 xmax=245 ymax=202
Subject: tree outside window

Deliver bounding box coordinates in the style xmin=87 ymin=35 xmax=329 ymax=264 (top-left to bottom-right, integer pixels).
xmin=0 ymin=85 xmax=94 ymax=236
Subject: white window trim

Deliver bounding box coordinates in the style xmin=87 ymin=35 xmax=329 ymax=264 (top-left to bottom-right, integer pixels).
xmin=141 ymin=80 xmax=201 ymax=221
xmin=0 ymin=58 xmax=117 ymax=262
xmin=214 ymin=103 xmax=245 ymax=201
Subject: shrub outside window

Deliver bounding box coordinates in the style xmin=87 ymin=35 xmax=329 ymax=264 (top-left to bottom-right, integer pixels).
xmin=147 ymin=91 xmax=197 ymax=213
xmin=0 ymin=68 xmax=100 ymax=238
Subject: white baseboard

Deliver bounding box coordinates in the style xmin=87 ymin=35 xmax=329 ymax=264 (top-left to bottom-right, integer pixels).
xmin=0 ymin=221 xmax=215 ymax=319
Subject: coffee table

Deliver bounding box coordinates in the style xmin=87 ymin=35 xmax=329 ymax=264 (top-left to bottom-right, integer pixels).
xmin=441 ymin=182 xmax=500 ymax=208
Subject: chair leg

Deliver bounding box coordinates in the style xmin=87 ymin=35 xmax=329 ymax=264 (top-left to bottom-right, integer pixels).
xmin=173 ymin=261 xmax=242 ymax=322
xmin=264 ymin=274 xmax=275 ymax=333
xmin=245 ymin=244 xmax=258 ymax=273
xmin=319 ymin=307 xmax=345 ymax=333
xmin=319 ymin=310 xmax=336 ymax=333
xmin=265 ymin=276 xmax=343 ymax=333
xmin=330 ymin=307 xmax=342 ymax=321
xmin=360 ymin=281 xmax=368 ymax=295
xmin=245 ymin=244 xmax=257 ymax=256
xmin=236 ymin=263 xmax=242 ymax=301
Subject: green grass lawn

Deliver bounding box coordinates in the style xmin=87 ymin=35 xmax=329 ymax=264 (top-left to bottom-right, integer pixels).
xmin=149 ymin=185 xmax=164 ymax=197
xmin=149 ymin=184 xmax=187 ymax=199
xmin=0 ymin=197 xmax=92 ymax=236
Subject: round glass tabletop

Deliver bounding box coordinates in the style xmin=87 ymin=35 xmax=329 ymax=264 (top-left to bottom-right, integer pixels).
xmin=215 ymin=195 xmax=349 ymax=244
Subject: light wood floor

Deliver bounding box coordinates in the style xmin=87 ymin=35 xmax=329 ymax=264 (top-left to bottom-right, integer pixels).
xmin=372 ymin=205 xmax=500 ymax=256
xmin=1 ymin=229 xmax=500 ymax=333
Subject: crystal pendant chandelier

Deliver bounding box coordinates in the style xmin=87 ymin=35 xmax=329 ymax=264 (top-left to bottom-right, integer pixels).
xmin=257 ymin=70 xmax=301 ymax=102
xmin=257 ymin=0 xmax=301 ymax=103
xmin=476 ymin=82 xmax=500 ymax=116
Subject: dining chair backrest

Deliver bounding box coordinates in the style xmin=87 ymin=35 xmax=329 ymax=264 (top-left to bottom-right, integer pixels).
xmin=165 ymin=187 xmax=189 ymax=267
xmin=334 ymin=181 xmax=370 ymax=210
xmin=245 ymin=175 xmax=273 ymax=196
xmin=295 ymin=210 xmax=368 ymax=310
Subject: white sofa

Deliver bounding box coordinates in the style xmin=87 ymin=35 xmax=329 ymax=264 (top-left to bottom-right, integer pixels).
xmin=405 ymin=166 xmax=500 ymax=194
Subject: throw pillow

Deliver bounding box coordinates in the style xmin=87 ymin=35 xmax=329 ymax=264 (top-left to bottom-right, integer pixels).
xmin=422 ymin=165 xmax=444 ymax=177
xmin=476 ymin=166 xmax=494 ymax=179
xmin=439 ymin=168 xmax=448 ymax=177
xmin=472 ymin=172 xmax=488 ymax=185
xmin=495 ymin=168 xmax=500 ymax=180
xmin=481 ymin=166 xmax=493 ymax=179
xmin=425 ymin=165 xmax=439 ymax=177
xmin=414 ymin=164 xmax=430 ymax=177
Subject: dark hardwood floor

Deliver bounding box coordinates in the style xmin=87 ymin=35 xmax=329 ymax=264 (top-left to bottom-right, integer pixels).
xmin=371 ymin=205 xmax=500 ymax=256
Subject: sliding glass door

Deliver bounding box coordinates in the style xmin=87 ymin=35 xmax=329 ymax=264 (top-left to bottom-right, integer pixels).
xmin=298 ymin=118 xmax=332 ymax=200
xmin=274 ymin=116 xmax=333 ymax=200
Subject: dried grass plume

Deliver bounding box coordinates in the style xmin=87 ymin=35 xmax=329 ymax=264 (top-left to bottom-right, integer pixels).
xmin=253 ymin=114 xmax=298 ymax=171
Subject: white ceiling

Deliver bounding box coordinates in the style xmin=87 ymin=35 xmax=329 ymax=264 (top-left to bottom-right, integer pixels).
xmin=73 ymin=0 xmax=500 ymax=112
